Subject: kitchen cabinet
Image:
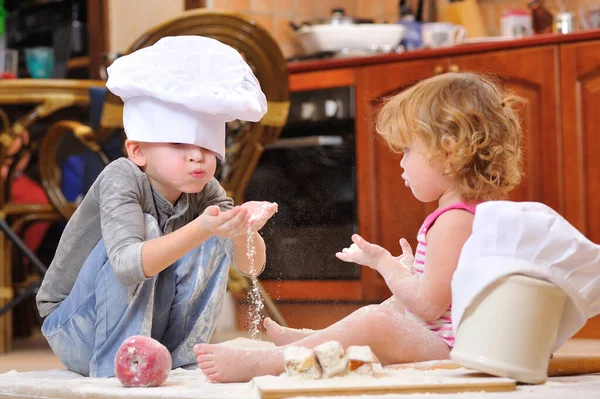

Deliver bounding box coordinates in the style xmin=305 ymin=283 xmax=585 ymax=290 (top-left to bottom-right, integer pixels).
xmin=354 ymin=46 xmax=561 ymax=301
xmin=560 ymin=40 xmax=600 ymax=243
xmin=282 ymin=34 xmax=600 ymax=336
xmin=559 ymin=40 xmax=600 ymax=338
xmin=448 ymin=47 xmax=562 ymax=210
xmin=354 ymin=58 xmax=451 ymax=301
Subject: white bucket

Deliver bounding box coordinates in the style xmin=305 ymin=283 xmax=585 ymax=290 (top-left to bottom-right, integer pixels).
xmin=451 ymin=274 xmax=567 ymax=384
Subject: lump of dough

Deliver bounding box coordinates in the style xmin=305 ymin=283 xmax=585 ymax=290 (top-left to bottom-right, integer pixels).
xmin=283 ymin=346 xmax=322 ymax=379
xmin=313 ymin=341 xmax=348 ymax=378
xmin=346 ymin=345 xmax=375 ymax=376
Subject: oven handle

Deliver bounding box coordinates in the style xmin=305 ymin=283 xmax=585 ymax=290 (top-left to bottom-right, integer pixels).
xmin=264 ymin=135 xmax=344 ymax=150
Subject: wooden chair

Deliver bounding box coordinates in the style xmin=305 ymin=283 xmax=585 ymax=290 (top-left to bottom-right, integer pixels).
xmin=38 ymin=9 xmax=291 ymax=327
xmin=0 ymin=79 xmax=105 ymax=352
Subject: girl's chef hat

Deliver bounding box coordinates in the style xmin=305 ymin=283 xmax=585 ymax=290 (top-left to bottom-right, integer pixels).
xmin=452 ymin=201 xmax=600 ymax=350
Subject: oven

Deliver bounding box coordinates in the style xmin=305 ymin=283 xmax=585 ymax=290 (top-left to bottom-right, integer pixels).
xmin=245 ymin=86 xmax=359 ymax=281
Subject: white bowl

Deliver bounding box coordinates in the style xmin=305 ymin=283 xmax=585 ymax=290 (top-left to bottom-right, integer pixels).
xmin=451 ymin=275 xmax=567 ymax=384
xmin=294 ymin=24 xmax=406 ymax=55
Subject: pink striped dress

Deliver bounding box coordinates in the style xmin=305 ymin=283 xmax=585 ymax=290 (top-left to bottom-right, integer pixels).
xmin=404 ymin=202 xmax=476 ymax=348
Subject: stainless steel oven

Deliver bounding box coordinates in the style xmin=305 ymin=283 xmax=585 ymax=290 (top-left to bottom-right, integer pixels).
xmin=245 ymin=87 xmax=359 ymax=280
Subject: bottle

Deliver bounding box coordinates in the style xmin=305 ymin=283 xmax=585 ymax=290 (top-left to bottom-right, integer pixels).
xmin=71 ymin=3 xmax=84 ymax=55
xmin=528 ymin=0 xmax=554 ymax=34
xmin=0 ymin=0 xmax=7 ymax=49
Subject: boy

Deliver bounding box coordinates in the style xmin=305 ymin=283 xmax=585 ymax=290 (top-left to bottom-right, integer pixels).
xmin=36 ymin=36 xmax=277 ymax=378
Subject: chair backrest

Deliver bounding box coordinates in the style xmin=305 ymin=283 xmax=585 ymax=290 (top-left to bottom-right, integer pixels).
xmin=104 ymin=9 xmax=290 ymax=205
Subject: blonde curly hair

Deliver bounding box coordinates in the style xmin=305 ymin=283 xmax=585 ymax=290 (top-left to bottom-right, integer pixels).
xmin=376 ymin=72 xmax=522 ymax=202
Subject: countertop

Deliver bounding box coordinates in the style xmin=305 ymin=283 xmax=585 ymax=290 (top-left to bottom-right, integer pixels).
xmin=287 ymin=29 xmax=600 ymax=74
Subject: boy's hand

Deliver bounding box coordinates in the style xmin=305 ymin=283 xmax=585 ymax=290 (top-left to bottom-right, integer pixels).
xmin=336 ymin=234 xmax=391 ymax=270
xmin=240 ymin=201 xmax=278 ymax=232
xmin=198 ymin=205 xmax=249 ymax=238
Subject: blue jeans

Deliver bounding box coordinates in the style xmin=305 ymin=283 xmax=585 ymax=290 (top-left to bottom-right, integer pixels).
xmin=41 ymin=215 xmax=230 ymax=377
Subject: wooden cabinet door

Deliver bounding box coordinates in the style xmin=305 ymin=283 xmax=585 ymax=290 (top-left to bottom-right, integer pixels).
xmin=560 ymin=40 xmax=600 ymax=241
xmin=355 ymin=58 xmax=450 ymax=301
xmin=559 ymin=40 xmax=600 ymax=339
xmin=449 ymin=46 xmax=562 ymax=212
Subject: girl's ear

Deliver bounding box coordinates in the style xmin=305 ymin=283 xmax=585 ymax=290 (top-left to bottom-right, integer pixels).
xmin=125 ymin=140 xmax=146 ymax=167
xmin=440 ymin=136 xmax=457 ymax=174
xmin=441 ymin=135 xmax=457 ymax=153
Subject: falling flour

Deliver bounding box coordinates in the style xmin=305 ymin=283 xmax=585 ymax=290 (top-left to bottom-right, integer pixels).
xmin=245 ymin=203 xmax=275 ymax=339
xmin=246 ymin=225 xmax=263 ymax=339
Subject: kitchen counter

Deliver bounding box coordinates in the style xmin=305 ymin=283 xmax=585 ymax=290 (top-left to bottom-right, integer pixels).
xmin=287 ymin=29 xmax=600 ymax=74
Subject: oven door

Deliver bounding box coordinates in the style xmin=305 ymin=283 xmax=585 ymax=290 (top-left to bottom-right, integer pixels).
xmin=245 ymin=130 xmax=359 ymax=280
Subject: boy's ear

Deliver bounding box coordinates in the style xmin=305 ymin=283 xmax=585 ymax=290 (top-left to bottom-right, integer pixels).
xmin=125 ymin=140 xmax=146 ymax=167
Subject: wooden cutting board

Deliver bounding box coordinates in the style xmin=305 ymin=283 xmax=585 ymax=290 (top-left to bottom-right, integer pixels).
xmin=253 ymin=369 xmax=515 ymax=399
xmin=389 ymin=355 xmax=600 ymax=376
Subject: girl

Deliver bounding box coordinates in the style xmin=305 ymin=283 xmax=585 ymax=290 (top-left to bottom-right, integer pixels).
xmin=194 ymin=72 xmax=522 ymax=383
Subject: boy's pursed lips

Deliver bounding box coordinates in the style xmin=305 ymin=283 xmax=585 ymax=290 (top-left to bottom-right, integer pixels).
xmin=190 ymin=169 xmax=206 ymax=178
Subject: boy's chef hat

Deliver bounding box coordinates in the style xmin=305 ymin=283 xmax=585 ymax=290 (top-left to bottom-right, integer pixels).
xmin=106 ymin=35 xmax=267 ymax=160
xmin=452 ymin=201 xmax=600 ymax=351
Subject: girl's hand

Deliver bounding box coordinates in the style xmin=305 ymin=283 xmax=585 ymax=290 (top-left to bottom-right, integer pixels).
xmin=394 ymin=238 xmax=415 ymax=273
xmin=336 ymin=234 xmax=391 ymax=270
xmin=241 ymin=201 xmax=278 ymax=232
xmin=197 ymin=205 xmax=249 ymax=238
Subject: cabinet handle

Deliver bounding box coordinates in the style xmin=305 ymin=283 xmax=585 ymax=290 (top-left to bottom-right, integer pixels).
xmin=434 ymin=65 xmax=444 ymax=75
xmin=448 ymin=64 xmax=460 ymax=73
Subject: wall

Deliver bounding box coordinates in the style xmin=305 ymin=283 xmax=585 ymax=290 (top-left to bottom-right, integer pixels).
xmin=478 ymin=0 xmax=583 ymax=35
xmin=210 ymin=0 xmax=589 ymax=57
xmin=108 ymin=0 xmax=185 ymax=53
xmin=210 ymin=0 xmax=400 ymax=58
xmin=106 ymin=0 xmax=589 ymax=57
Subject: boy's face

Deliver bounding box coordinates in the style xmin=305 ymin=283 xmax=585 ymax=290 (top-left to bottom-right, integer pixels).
xmin=131 ymin=141 xmax=217 ymax=204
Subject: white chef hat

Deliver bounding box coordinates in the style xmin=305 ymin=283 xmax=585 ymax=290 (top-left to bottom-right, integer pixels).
xmin=452 ymin=201 xmax=600 ymax=351
xmin=105 ymin=36 xmax=267 ymax=160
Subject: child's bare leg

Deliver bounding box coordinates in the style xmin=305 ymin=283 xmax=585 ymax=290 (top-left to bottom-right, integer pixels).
xmin=265 ymin=296 xmax=402 ymax=346
xmin=263 ymin=317 xmax=317 ymax=346
xmin=195 ymin=303 xmax=449 ymax=382
xmin=284 ymin=304 xmax=449 ymax=365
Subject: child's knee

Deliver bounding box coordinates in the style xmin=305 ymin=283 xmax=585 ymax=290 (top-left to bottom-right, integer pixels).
xmin=353 ymin=304 xmax=396 ymax=329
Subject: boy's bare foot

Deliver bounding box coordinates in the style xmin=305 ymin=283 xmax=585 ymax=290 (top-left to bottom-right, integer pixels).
xmin=194 ymin=343 xmax=283 ymax=383
xmin=263 ymin=317 xmax=316 ymax=346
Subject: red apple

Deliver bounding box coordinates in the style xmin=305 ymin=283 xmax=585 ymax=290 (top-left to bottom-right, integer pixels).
xmin=114 ymin=335 xmax=172 ymax=387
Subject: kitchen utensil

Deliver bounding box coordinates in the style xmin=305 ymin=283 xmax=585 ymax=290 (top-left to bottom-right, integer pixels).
xmin=290 ymin=8 xmax=374 ymax=30
xmin=25 ymin=47 xmax=54 ymax=78
xmin=529 ymin=0 xmax=554 ymax=33
xmin=398 ymin=21 xmax=422 ymax=50
xmin=501 ymin=9 xmax=534 ymax=37
xmin=451 ymin=275 xmax=568 ymax=385
xmin=294 ymin=24 xmax=406 ymax=55
xmin=436 ymin=0 xmax=487 ymax=37
xmin=421 ymin=22 xmax=466 ymax=48
xmin=554 ymin=11 xmax=577 ymax=33
xmin=415 ymin=0 xmax=425 ymax=22
xmin=399 ymin=0 xmax=414 ymax=20
xmin=0 ymin=48 xmax=17 ymax=79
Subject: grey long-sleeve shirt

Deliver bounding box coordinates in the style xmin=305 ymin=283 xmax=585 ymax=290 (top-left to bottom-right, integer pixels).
xmin=36 ymin=157 xmax=234 ymax=318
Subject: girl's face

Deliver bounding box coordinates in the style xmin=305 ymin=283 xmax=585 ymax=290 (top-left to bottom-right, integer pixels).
xmin=400 ymin=139 xmax=455 ymax=203
xmin=140 ymin=142 xmax=217 ymax=204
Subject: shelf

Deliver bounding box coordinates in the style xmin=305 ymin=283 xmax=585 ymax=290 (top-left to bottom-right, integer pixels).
xmin=66 ymin=56 xmax=90 ymax=70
